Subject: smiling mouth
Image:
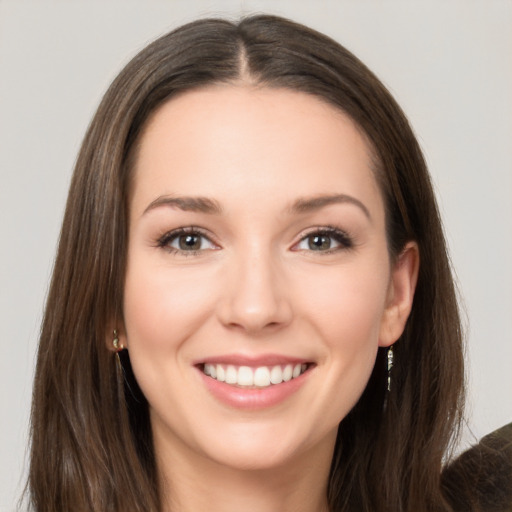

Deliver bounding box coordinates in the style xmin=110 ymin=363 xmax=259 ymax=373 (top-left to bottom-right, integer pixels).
xmin=200 ymin=363 xmax=310 ymax=388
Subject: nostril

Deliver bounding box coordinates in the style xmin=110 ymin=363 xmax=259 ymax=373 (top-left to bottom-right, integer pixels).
xmin=215 ymin=265 xmax=293 ymax=333
xmin=218 ymin=300 xmax=294 ymax=334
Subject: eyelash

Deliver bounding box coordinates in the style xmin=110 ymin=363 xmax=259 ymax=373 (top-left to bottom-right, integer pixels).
xmin=293 ymin=226 xmax=354 ymax=254
xmin=156 ymin=227 xmax=217 ymax=256
xmin=156 ymin=226 xmax=353 ymax=255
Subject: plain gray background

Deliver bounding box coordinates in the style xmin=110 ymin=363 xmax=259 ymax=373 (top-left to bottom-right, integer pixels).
xmin=1 ymin=0 xmax=511 ymax=509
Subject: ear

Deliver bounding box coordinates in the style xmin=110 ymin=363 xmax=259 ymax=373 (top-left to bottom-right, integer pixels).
xmin=379 ymin=241 xmax=420 ymax=347
xmin=105 ymin=322 xmax=128 ymax=352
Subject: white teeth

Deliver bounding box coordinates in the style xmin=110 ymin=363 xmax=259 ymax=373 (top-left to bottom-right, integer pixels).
xmin=225 ymin=365 xmax=237 ymax=384
xmin=202 ymin=363 xmax=308 ymax=388
xmin=282 ymin=364 xmax=293 ymax=382
xmin=254 ymin=367 xmax=271 ymax=387
xmin=270 ymin=365 xmax=283 ymax=384
xmin=216 ymin=365 xmax=225 ymax=382
xmin=238 ymin=366 xmax=254 ymax=386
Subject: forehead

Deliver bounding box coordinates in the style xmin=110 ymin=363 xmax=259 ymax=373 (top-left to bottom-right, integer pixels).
xmin=131 ymin=85 xmax=383 ymax=219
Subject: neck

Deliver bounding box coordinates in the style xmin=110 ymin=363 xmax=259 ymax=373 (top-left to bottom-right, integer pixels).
xmin=157 ymin=435 xmax=334 ymax=512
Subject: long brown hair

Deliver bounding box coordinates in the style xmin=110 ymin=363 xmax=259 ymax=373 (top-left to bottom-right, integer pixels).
xmin=28 ymin=15 xmax=464 ymax=511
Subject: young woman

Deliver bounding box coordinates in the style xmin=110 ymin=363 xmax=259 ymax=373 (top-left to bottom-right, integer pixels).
xmin=28 ymin=15 xmax=465 ymax=511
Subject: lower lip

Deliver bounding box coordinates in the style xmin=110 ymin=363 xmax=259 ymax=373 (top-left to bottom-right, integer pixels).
xmin=197 ymin=367 xmax=311 ymax=410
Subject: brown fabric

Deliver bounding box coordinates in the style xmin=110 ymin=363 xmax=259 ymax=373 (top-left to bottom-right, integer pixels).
xmin=442 ymin=423 xmax=512 ymax=512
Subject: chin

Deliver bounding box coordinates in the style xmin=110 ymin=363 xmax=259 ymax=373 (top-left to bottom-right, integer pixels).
xmin=204 ymin=442 xmax=302 ymax=472
xmin=192 ymin=420 xmax=336 ymax=473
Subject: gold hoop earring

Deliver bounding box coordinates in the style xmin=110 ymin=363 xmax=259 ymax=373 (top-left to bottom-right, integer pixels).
xmin=113 ymin=329 xmax=124 ymax=351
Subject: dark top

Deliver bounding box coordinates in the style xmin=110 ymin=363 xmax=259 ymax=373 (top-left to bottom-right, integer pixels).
xmin=442 ymin=422 xmax=512 ymax=511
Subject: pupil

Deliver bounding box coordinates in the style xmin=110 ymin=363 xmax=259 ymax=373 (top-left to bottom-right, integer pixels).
xmin=179 ymin=234 xmax=200 ymax=250
xmin=309 ymin=234 xmax=330 ymax=250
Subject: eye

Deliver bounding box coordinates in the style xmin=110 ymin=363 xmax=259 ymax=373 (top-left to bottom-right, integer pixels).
xmin=294 ymin=228 xmax=353 ymax=253
xmin=157 ymin=228 xmax=217 ymax=254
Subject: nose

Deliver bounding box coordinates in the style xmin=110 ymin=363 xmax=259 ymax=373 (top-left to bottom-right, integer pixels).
xmin=217 ymin=247 xmax=293 ymax=334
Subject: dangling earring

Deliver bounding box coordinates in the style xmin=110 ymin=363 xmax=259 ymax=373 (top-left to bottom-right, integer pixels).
xmin=387 ymin=345 xmax=394 ymax=392
xmin=113 ymin=329 xmax=124 ymax=351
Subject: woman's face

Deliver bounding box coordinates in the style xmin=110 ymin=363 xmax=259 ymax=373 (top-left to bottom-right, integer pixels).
xmin=122 ymin=85 xmax=416 ymax=472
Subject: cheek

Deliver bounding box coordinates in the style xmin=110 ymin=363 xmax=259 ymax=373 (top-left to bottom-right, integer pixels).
xmin=302 ymin=262 xmax=389 ymax=347
xmin=123 ymin=259 xmax=217 ymax=356
xmin=121 ymin=259 xmax=222 ymax=422
xmin=296 ymin=260 xmax=389 ymax=409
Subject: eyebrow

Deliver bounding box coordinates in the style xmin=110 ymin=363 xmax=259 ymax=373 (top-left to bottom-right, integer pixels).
xmin=143 ymin=196 xmax=223 ymax=215
xmin=142 ymin=193 xmax=370 ymax=219
xmin=290 ymin=194 xmax=371 ymax=219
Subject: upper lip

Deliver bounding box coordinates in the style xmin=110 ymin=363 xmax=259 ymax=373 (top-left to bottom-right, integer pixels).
xmin=194 ymin=354 xmax=312 ymax=367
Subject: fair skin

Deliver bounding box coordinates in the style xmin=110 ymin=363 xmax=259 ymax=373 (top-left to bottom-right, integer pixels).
xmin=118 ymin=85 xmax=419 ymax=512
